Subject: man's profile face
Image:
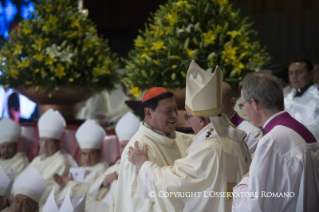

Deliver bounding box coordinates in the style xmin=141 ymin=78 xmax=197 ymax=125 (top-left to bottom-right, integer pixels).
xmin=147 ymin=97 xmax=178 ymax=135
xmin=81 ymin=149 xmax=101 ymax=167
xmin=11 ymin=194 xmax=38 ymax=212
xmin=185 ymin=112 xmax=203 ymax=135
xmin=288 ymin=62 xmax=313 ymax=89
xmin=119 ymin=140 xmax=129 ymax=155
xmin=240 ymin=90 xmax=259 ymax=126
xmin=39 ymin=137 xmax=60 ymax=158
xmin=0 ymin=142 xmax=17 ymax=159
xmin=313 ymin=64 xmax=319 ymax=84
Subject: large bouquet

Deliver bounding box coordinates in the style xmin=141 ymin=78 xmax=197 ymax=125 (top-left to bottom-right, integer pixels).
xmin=122 ymin=0 xmax=270 ymax=95
xmin=0 ymin=0 xmax=120 ymax=97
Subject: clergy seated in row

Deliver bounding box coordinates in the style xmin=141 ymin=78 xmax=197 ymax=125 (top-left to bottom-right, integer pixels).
xmin=0 ymin=118 xmax=29 ymax=178
xmin=11 ymin=167 xmax=47 ymax=212
xmin=127 ymin=61 xmax=251 ymax=212
xmin=115 ymin=87 xmax=190 ymax=212
xmin=86 ymin=111 xmax=140 ymax=212
xmin=232 ymin=73 xmax=319 ymax=211
xmin=221 ymin=82 xmax=263 ymax=155
xmin=53 ymin=119 xmax=107 ymax=211
xmin=23 ymin=109 xmax=72 ymax=207
xmin=0 ymin=165 xmax=12 ymax=212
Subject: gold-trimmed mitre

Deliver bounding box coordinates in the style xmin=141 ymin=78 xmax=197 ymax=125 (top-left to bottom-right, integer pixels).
xmin=185 ymin=60 xmax=223 ymax=117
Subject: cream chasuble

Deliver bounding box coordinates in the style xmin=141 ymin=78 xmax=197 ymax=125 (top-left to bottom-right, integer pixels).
xmin=56 ymin=162 xmax=107 ymax=211
xmin=136 ymin=122 xmax=249 ymax=212
xmin=114 ymin=122 xmax=188 ymax=212
xmin=25 ymin=150 xmax=71 ymax=207
xmin=0 ymin=152 xmax=29 ymax=177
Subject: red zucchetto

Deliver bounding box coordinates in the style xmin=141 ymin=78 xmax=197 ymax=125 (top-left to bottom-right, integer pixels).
xmin=142 ymin=87 xmax=170 ymax=103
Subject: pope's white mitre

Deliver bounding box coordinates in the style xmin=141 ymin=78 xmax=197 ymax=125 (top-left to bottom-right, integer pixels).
xmin=13 ymin=167 xmax=47 ymax=202
xmin=0 ymin=117 xmax=21 ymax=144
xmin=38 ymin=109 xmax=66 ymax=139
xmin=59 ymin=186 xmax=86 ymax=212
xmin=0 ymin=165 xmax=13 ymax=200
xmin=42 ymin=186 xmax=59 ymax=212
xmin=76 ymin=119 xmax=105 ymax=149
xmin=185 ymin=60 xmax=223 ymax=117
xmin=115 ymin=111 xmax=140 ymax=142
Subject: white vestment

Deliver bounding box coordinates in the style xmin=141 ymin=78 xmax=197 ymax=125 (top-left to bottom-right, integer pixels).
xmin=0 ymin=152 xmax=29 ymax=177
xmin=88 ymin=159 xmax=121 ymax=212
xmin=56 ymin=162 xmax=107 ymax=212
xmin=284 ymin=83 xmax=319 ymax=126
xmin=232 ymin=111 xmax=319 ymax=212
xmin=25 ymin=150 xmax=71 ymax=207
xmin=230 ymin=112 xmax=263 ymax=155
xmin=136 ymin=121 xmax=251 ymax=212
xmin=114 ymin=122 xmax=188 ymax=212
xmin=283 ymin=85 xmax=292 ymax=98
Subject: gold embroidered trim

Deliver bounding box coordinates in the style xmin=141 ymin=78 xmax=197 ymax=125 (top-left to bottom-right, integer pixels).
xmin=226 ymin=182 xmax=237 ymax=200
xmin=185 ymin=104 xmax=222 ymax=117
xmin=95 ymin=187 xmax=110 ymax=201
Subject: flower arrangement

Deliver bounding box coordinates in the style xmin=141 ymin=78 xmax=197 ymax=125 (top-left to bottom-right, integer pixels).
xmin=122 ymin=0 xmax=270 ymax=96
xmin=0 ymin=0 xmax=120 ymax=97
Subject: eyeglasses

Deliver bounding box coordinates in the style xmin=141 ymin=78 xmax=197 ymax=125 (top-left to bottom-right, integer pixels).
xmin=238 ymin=101 xmax=248 ymax=110
xmin=184 ymin=114 xmax=193 ymax=121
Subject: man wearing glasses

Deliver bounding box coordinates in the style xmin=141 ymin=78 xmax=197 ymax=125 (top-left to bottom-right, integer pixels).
xmin=23 ymin=109 xmax=71 ymax=208
xmin=232 ymin=73 xmax=319 ymax=212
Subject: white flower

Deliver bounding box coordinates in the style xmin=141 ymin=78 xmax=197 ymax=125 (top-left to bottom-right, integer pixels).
xmin=45 ymin=44 xmax=61 ymax=58
xmin=60 ymin=50 xmax=74 ymax=63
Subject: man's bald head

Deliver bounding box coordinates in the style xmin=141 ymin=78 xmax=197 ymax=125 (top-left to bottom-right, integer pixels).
xmin=222 ymin=82 xmax=237 ymax=118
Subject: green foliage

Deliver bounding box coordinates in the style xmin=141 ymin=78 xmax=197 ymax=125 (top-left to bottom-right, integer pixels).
xmin=122 ymin=0 xmax=270 ymax=92
xmin=0 ymin=0 xmax=120 ymax=94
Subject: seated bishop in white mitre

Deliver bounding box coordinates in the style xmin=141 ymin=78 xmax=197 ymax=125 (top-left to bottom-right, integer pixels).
xmin=87 ymin=111 xmax=141 ymax=212
xmin=54 ymin=119 xmax=107 ymax=211
xmin=0 ymin=118 xmax=29 ymax=178
xmin=11 ymin=167 xmax=47 ymax=212
xmin=23 ymin=109 xmax=71 ymax=208
xmin=0 ymin=165 xmax=13 ymax=212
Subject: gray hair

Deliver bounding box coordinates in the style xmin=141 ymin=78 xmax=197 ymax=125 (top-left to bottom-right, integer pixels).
xmin=242 ymin=73 xmax=284 ymax=111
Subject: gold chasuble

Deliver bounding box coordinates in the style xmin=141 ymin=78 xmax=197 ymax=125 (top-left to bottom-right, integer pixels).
xmin=114 ymin=122 xmax=188 ymax=212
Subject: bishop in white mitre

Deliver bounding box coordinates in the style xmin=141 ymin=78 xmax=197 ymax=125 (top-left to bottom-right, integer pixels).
xmin=232 ymin=73 xmax=319 ymax=212
xmin=221 ymin=82 xmax=264 ymax=155
xmin=54 ymin=119 xmax=107 ymax=211
xmin=11 ymin=167 xmax=47 ymax=212
xmin=23 ymin=109 xmax=71 ymax=207
xmin=0 ymin=165 xmax=13 ymax=212
xmin=128 ymin=61 xmax=251 ymax=212
xmin=88 ymin=111 xmax=141 ymax=212
xmin=114 ymin=87 xmax=189 ymax=212
xmin=0 ymin=118 xmax=29 ymax=178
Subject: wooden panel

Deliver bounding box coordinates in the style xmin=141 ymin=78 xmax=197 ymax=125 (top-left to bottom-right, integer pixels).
xmin=273 ymin=0 xmax=285 ymax=11
xmin=251 ymin=0 xmax=266 ymax=12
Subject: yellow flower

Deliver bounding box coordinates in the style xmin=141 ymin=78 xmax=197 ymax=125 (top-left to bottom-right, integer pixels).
xmin=232 ymin=60 xmax=245 ymax=75
xmin=35 ymin=68 xmax=40 ymax=73
xmin=93 ymin=66 xmax=105 ymax=76
xmin=42 ymin=16 xmax=58 ymax=32
xmin=202 ymin=30 xmax=216 ymax=45
xmin=130 ymin=85 xmax=141 ymax=98
xmin=165 ymin=13 xmax=177 ymax=27
xmin=32 ymin=38 xmax=45 ymax=52
xmin=186 ymin=49 xmax=197 ymax=58
xmin=22 ymin=26 xmax=32 ymax=35
xmin=8 ymin=69 xmax=19 ymax=79
xmin=44 ymin=4 xmax=52 ymax=12
xmin=135 ymin=40 xmax=144 ymax=48
xmin=33 ymin=54 xmax=44 ymax=62
xmin=172 ymin=65 xmax=177 ymax=69
xmin=217 ymin=0 xmax=228 ymax=6
xmin=17 ymin=59 xmax=29 ymax=68
xmin=253 ymin=57 xmax=264 ymax=63
xmin=222 ymin=46 xmax=237 ymax=62
xmin=173 ymin=1 xmax=191 ymax=11
xmin=68 ymin=30 xmax=82 ymax=38
xmin=227 ymin=30 xmax=241 ymax=38
xmin=14 ymin=45 xmax=23 ymax=55
xmin=239 ymin=36 xmax=250 ymax=49
xmin=151 ymin=41 xmax=166 ymax=51
xmin=70 ymin=18 xmax=80 ymax=29
xmin=150 ymin=25 xmax=164 ymax=37
xmin=45 ymin=56 xmax=57 ymax=65
xmin=69 ymin=78 xmax=74 ymax=82
xmin=212 ymin=25 xmax=222 ymax=33
xmin=54 ymin=64 xmax=66 ymax=79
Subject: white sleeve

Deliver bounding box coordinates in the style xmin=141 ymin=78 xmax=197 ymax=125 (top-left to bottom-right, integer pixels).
xmin=136 ymin=161 xmax=158 ymax=201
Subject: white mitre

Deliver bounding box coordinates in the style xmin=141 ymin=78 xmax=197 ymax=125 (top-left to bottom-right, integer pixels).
xmin=59 ymin=186 xmax=86 ymax=212
xmin=76 ymin=119 xmax=106 ymax=149
xmin=0 ymin=117 xmax=21 ymax=144
xmin=42 ymin=186 xmax=59 ymax=212
xmin=185 ymin=60 xmax=223 ymax=117
xmin=0 ymin=165 xmax=13 ymax=200
xmin=12 ymin=167 xmax=47 ymax=203
xmin=115 ymin=111 xmax=140 ymax=142
xmin=38 ymin=109 xmax=66 ymax=140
